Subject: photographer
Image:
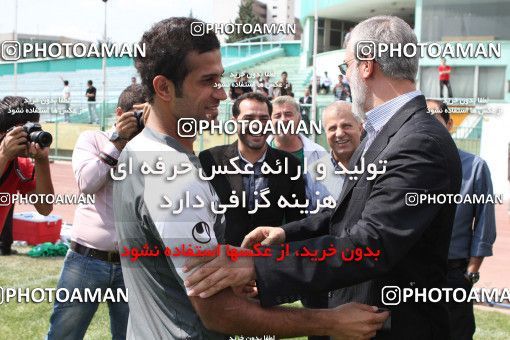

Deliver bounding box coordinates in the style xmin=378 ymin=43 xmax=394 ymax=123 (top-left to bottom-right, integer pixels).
xmin=46 ymin=84 xmax=146 ymax=340
xmin=0 ymin=96 xmax=54 ymax=255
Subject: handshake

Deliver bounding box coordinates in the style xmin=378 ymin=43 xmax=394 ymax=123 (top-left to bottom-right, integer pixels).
xmin=241 ymin=226 xmax=286 ymax=248
xmin=183 ymin=226 xmax=284 ymax=298
xmin=184 ymin=226 xmax=389 ymax=339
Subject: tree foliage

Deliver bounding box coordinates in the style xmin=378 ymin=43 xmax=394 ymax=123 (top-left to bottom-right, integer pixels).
xmin=226 ymin=0 xmax=262 ymax=43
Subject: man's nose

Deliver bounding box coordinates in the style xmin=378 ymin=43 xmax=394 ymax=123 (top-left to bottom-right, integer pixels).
xmin=214 ymin=86 xmax=227 ymax=100
xmin=336 ymin=127 xmax=346 ymax=138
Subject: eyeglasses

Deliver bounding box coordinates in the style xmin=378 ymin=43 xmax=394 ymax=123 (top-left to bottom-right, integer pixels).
xmin=338 ymin=58 xmax=377 ymax=76
xmin=338 ymin=59 xmax=356 ymax=76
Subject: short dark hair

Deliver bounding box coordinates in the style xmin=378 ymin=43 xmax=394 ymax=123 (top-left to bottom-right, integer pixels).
xmin=135 ymin=17 xmax=220 ymax=102
xmin=63 ymin=80 xmax=69 ymax=86
xmin=281 ymin=71 xmax=288 ymax=76
xmin=0 ymin=96 xmax=40 ymax=132
xmin=427 ymin=99 xmax=450 ymax=124
xmin=232 ymin=92 xmax=272 ymax=117
xmin=117 ymin=84 xmax=147 ymax=112
xmin=87 ymin=80 xmax=93 ymax=85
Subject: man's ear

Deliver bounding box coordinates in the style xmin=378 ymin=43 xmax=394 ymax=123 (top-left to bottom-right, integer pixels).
xmin=153 ymin=75 xmax=175 ymax=102
xmin=115 ymin=107 xmax=123 ymax=117
xmin=447 ymin=118 xmax=454 ymax=132
xmin=360 ymin=60 xmax=375 ymax=79
xmin=357 ymin=122 xmax=363 ymax=134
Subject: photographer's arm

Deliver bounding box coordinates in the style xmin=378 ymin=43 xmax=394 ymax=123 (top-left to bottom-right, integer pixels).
xmin=0 ymin=127 xmax=28 ymax=175
xmin=73 ymin=133 xmax=120 ymax=194
xmin=31 ymin=143 xmax=54 ymax=215
xmin=73 ymin=111 xmax=137 ymax=194
xmin=0 ymin=152 xmax=9 ymax=176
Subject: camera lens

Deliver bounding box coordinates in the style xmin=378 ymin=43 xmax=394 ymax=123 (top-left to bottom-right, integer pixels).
xmin=30 ymin=131 xmax=53 ymax=148
xmin=134 ymin=110 xmax=144 ymax=131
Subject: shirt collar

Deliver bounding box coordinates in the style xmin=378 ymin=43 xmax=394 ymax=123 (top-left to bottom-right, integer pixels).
xmin=330 ymin=151 xmax=343 ymax=172
xmin=238 ymin=149 xmax=267 ymax=165
xmin=363 ymin=90 xmax=422 ymax=135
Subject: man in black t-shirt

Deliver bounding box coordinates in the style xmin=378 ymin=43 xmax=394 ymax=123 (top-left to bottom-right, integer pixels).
xmin=85 ymin=80 xmax=98 ymax=124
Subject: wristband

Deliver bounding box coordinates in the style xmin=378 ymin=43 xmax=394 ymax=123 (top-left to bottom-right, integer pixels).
xmin=99 ymin=151 xmax=118 ymax=167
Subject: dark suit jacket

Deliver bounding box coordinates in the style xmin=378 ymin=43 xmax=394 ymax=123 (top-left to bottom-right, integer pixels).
xmin=299 ymin=96 xmax=312 ymax=118
xmin=199 ymin=142 xmax=306 ymax=246
xmin=299 ymin=96 xmax=312 ymax=105
xmin=254 ymin=95 xmax=462 ymax=339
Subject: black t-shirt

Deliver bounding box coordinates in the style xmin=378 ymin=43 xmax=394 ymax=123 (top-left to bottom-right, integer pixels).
xmin=86 ymin=86 xmax=96 ymax=102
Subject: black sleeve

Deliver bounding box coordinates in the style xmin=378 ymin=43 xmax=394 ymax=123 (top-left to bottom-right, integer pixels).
xmin=282 ymin=208 xmax=333 ymax=242
xmin=198 ymin=150 xmax=214 ymax=177
xmin=283 ymin=159 xmax=307 ymax=224
xmin=255 ymin=133 xmax=454 ymax=307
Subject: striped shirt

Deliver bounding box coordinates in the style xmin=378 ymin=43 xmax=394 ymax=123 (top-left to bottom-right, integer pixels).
xmin=363 ymin=90 xmax=422 ymax=154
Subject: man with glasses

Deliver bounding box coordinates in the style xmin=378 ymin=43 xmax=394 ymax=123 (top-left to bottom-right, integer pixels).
xmin=185 ymin=15 xmax=462 ymax=339
xmin=0 ymin=96 xmax=54 ymax=255
xmin=114 ymin=17 xmax=388 ymax=339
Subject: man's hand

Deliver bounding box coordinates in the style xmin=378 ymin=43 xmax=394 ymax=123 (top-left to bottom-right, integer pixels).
xmin=28 ymin=142 xmax=49 ymax=161
xmin=329 ymin=303 xmax=389 ymax=339
xmin=232 ymin=280 xmax=258 ymax=299
xmin=134 ymin=103 xmax=150 ymax=125
xmin=467 ymin=256 xmax=483 ymax=274
xmin=241 ymin=226 xmax=285 ymax=249
xmin=112 ymin=110 xmax=140 ymax=150
xmin=116 ymin=111 xmax=139 ymax=140
xmin=183 ymin=245 xmax=256 ymax=298
xmin=0 ymin=127 xmax=28 ymax=160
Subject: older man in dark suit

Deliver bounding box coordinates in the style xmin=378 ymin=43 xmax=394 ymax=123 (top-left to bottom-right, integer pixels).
xmin=185 ymin=16 xmax=461 ymax=340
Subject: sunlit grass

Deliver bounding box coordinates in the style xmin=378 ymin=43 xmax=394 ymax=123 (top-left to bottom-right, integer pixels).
xmin=1 ymin=246 xmax=509 ymax=339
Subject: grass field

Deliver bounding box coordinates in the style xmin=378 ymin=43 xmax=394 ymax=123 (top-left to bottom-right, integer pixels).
xmin=1 ymin=247 xmax=509 ymax=339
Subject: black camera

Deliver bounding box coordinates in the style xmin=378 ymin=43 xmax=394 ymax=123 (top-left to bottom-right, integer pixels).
xmin=22 ymin=122 xmax=53 ymax=148
xmin=133 ymin=110 xmax=144 ymax=132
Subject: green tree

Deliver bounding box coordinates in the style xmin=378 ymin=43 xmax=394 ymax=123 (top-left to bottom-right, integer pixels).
xmin=226 ymin=0 xmax=261 ymax=43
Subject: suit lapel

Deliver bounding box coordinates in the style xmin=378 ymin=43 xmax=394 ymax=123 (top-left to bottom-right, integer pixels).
xmin=336 ymin=138 xmax=367 ymax=204
xmin=335 ymin=95 xmax=427 ymax=208
xmin=265 ymin=147 xmax=282 ymax=202
xmin=223 ymin=142 xmax=244 ymax=196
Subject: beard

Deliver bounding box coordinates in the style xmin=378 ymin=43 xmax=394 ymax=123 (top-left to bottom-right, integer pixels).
xmin=238 ymin=133 xmax=267 ymax=150
xmin=349 ymin=67 xmax=369 ymax=121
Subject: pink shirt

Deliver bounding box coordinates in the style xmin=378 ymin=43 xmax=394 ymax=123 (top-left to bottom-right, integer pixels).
xmin=71 ymin=129 xmax=120 ymax=251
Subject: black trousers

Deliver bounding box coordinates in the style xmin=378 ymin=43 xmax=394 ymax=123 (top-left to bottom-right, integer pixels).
xmin=440 ymin=80 xmax=453 ymax=98
xmin=0 ymin=205 xmax=15 ymax=252
xmin=446 ymin=264 xmax=475 ymax=340
xmin=320 ymin=84 xmax=330 ymax=94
